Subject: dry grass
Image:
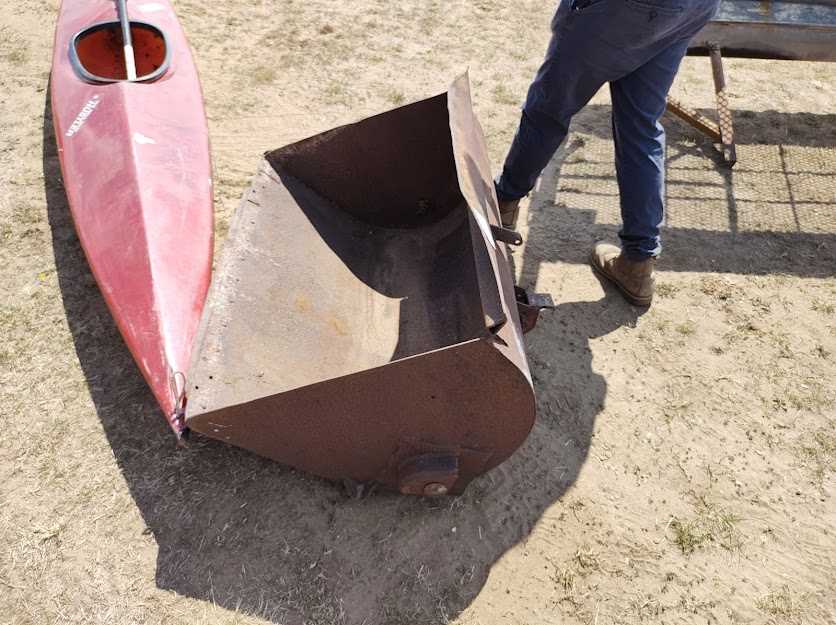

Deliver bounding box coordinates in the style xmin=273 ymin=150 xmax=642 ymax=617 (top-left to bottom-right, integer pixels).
xmin=811 ymin=298 xmax=835 ymax=314
xmin=0 ymin=25 xmax=29 ymax=66
xmin=797 ymin=429 xmax=836 ymax=487
xmin=572 ymin=545 xmax=600 ymax=572
xmin=251 ymin=66 xmax=277 ymax=85
xmin=491 ymin=83 xmax=519 ymax=106
xmin=655 ymin=282 xmax=679 ymax=298
xmin=4 ymin=48 xmax=28 ymax=65
xmin=699 ymin=275 xmax=734 ymax=301
xmin=675 ymin=320 xmax=697 ymax=336
xmin=384 ymin=87 xmax=406 ymax=106
xmin=756 ymin=585 xmax=806 ymax=623
xmin=668 ymin=498 xmax=746 ymax=555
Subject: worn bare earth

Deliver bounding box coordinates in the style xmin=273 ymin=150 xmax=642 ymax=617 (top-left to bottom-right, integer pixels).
xmin=2 ymin=1 xmax=835 ymax=624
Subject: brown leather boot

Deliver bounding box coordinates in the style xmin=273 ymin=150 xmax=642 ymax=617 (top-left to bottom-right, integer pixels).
xmin=590 ymin=242 xmax=655 ymax=306
xmin=498 ymin=198 xmax=521 ymax=229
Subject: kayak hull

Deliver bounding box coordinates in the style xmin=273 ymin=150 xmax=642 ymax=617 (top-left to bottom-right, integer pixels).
xmin=50 ymin=0 xmax=213 ymax=433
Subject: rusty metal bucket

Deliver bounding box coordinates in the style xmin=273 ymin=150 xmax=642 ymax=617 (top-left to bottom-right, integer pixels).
xmin=186 ymin=75 xmax=538 ymax=495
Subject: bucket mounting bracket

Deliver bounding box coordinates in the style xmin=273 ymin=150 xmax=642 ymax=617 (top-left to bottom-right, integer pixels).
xmin=490 ymin=224 xmax=523 ymax=247
xmin=515 ymin=287 xmax=556 ymax=334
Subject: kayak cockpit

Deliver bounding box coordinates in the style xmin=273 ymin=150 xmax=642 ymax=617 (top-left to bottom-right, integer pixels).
xmin=70 ymin=21 xmax=170 ymax=83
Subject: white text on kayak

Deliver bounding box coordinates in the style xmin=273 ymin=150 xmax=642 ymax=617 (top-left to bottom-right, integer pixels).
xmin=66 ymin=95 xmax=101 ymax=138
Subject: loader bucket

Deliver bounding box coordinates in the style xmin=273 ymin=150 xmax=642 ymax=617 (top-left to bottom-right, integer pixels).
xmin=186 ymin=74 xmax=536 ymax=495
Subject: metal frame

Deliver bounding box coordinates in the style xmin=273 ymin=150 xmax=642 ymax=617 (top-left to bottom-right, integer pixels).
xmin=666 ymin=0 xmax=836 ymax=165
xmin=69 ymin=20 xmax=171 ymax=84
xmin=666 ymin=43 xmax=737 ymax=166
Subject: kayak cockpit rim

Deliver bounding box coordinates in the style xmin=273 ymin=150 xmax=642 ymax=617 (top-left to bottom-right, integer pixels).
xmin=69 ymin=20 xmax=171 ymax=84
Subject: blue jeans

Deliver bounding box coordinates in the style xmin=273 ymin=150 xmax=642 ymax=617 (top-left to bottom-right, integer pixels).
xmin=496 ymin=0 xmax=719 ymax=259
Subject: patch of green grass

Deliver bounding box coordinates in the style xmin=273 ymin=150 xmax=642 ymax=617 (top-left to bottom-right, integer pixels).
xmin=670 ymin=518 xmax=707 ymax=554
xmin=668 ymin=499 xmax=745 ymax=555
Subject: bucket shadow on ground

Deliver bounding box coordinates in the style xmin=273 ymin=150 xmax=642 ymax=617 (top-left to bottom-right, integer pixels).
xmin=43 ymin=89 xmax=639 ymax=624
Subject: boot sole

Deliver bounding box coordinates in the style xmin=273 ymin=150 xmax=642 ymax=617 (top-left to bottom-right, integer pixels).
xmin=589 ymin=251 xmax=653 ymax=307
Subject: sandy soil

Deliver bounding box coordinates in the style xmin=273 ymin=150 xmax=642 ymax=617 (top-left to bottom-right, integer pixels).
xmin=1 ymin=1 xmax=835 ymax=624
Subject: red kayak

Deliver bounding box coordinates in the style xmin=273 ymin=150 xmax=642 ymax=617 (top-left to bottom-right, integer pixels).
xmin=51 ymin=0 xmax=213 ymax=436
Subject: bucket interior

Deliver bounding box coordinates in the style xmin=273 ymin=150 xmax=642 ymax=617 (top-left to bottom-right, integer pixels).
xmin=270 ymin=167 xmax=486 ymax=369
xmin=192 ymin=93 xmax=496 ymax=404
xmin=254 ymin=95 xmax=492 ymax=389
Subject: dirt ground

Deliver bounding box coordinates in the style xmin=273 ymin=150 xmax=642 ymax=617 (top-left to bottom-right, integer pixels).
xmin=1 ymin=1 xmax=835 ymax=624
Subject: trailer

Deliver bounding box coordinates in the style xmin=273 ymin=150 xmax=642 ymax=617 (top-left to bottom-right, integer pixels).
xmin=668 ymin=0 xmax=836 ymax=165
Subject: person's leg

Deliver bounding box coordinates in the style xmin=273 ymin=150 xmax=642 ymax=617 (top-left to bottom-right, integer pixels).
xmin=591 ymin=33 xmax=709 ymax=306
xmin=610 ymin=37 xmax=692 ymax=259
xmin=495 ymin=0 xmax=708 ymax=227
xmin=495 ymin=0 xmax=618 ymax=206
xmin=498 ymin=0 xmax=718 ymax=231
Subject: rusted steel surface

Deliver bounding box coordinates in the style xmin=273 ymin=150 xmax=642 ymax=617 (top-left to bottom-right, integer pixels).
xmin=515 ymin=288 xmax=557 ymax=335
xmin=666 ymin=47 xmax=737 ymax=166
xmin=186 ymin=74 xmax=536 ymax=496
xmin=690 ymin=0 xmax=836 ymax=61
xmin=666 ymin=98 xmax=722 ymax=142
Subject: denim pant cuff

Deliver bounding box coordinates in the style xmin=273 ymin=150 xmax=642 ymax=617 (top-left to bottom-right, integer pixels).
xmin=622 ymin=248 xmax=659 ymax=261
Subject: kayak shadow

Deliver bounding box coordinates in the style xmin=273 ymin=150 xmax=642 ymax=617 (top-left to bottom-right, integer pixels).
xmin=44 ymin=88 xmax=635 ymax=624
